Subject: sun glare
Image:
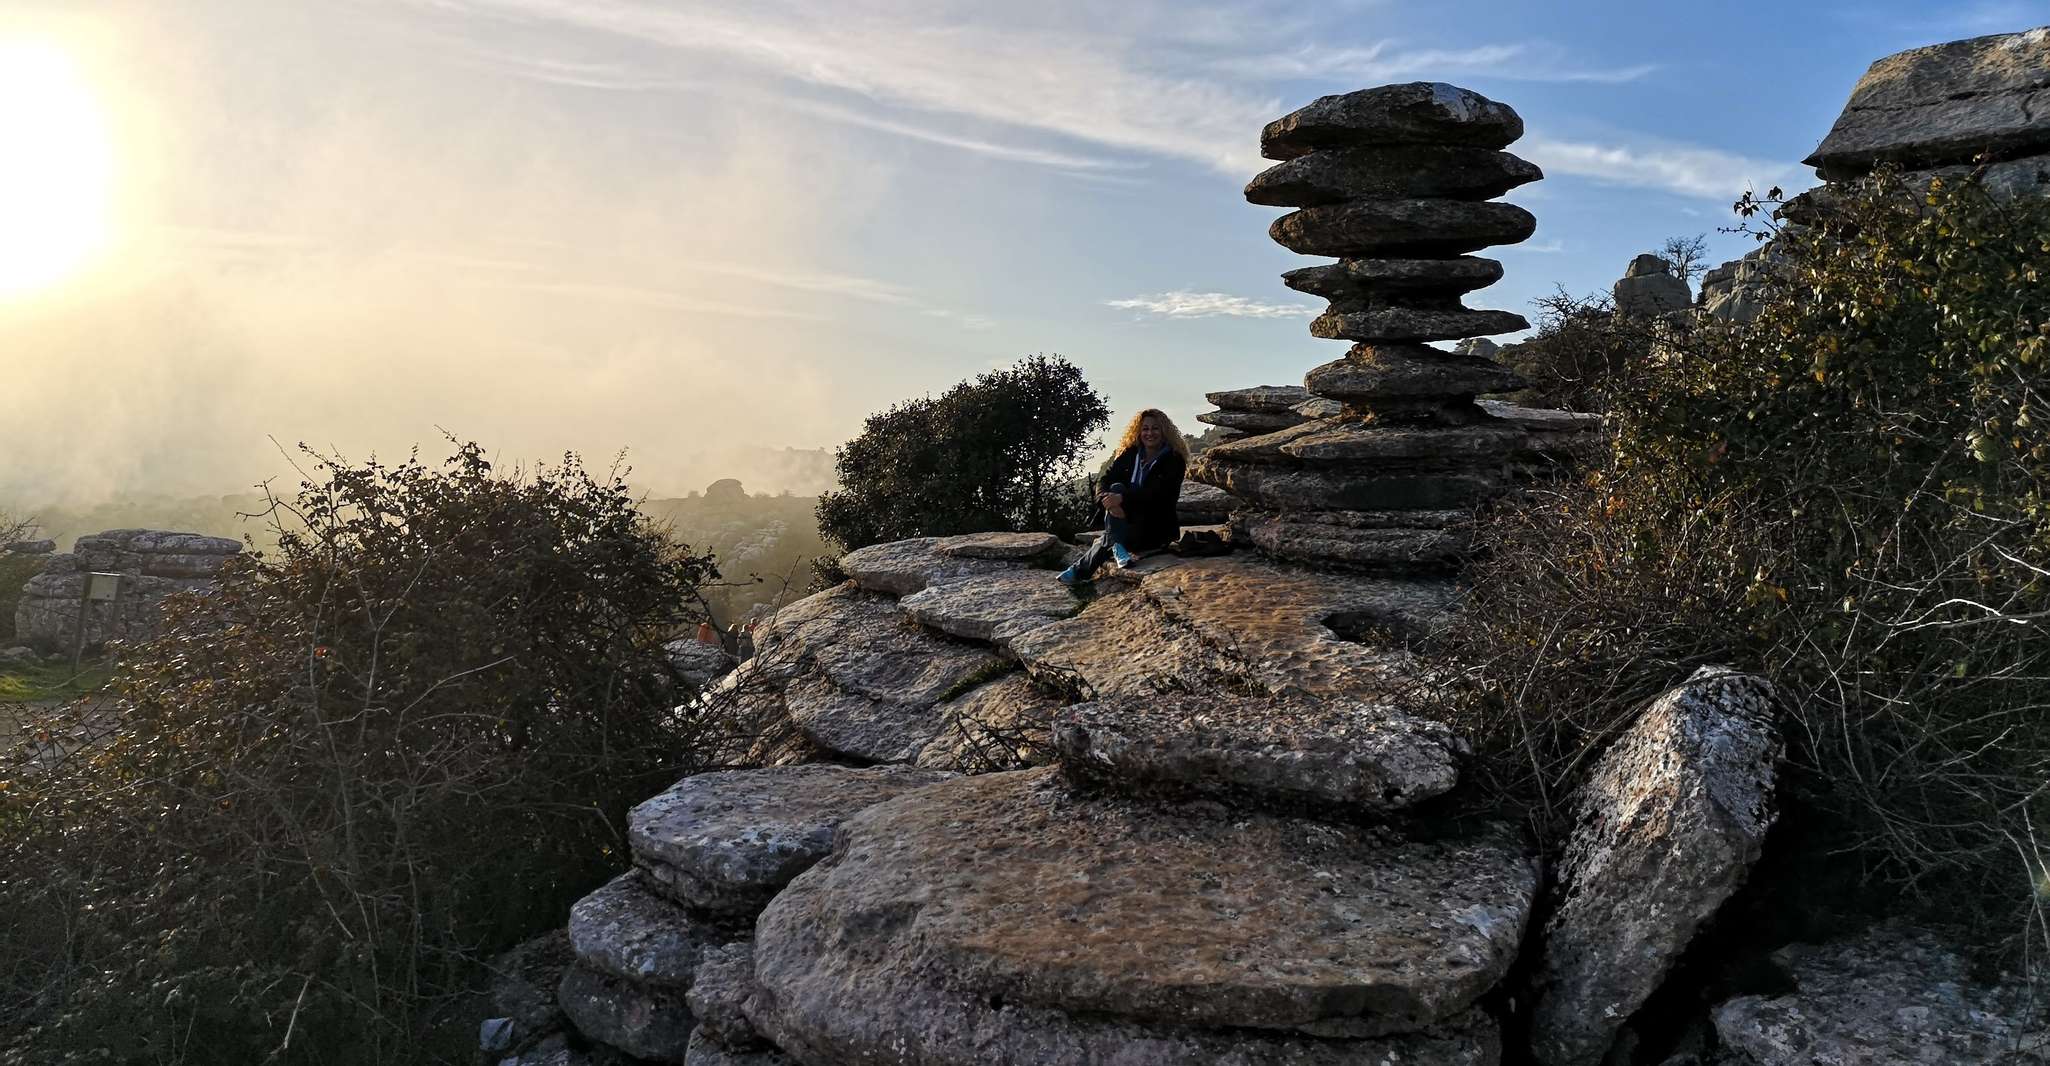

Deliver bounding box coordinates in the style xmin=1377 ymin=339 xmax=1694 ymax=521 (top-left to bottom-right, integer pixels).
xmin=0 ymin=39 xmax=113 ymax=300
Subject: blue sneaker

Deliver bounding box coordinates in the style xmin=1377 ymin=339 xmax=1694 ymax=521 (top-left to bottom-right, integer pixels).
xmin=1110 ymin=544 xmax=1136 ymax=569
xmin=1056 ymin=565 xmax=1087 ymax=587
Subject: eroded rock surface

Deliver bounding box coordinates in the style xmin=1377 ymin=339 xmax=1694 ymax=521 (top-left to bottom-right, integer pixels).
xmin=918 ymin=671 xmax=1066 ymax=772
xmin=840 ymin=537 xmax=1020 ymax=596
xmin=1805 ymin=25 xmax=2050 ymax=179
xmin=566 ymin=873 xmax=720 ymax=988
xmin=899 ymin=569 xmax=1083 ymax=646
xmin=685 ymin=941 xmax=763 ymax=1050
xmin=629 ymin=764 xmax=953 ymax=915
xmin=934 ymin=531 xmax=1063 ymax=560
xmin=1710 ymin=922 xmax=2050 ymax=1065
xmin=684 ymin=1028 xmax=795 ymax=1066
xmin=752 ymin=769 xmax=1536 ymax=1043
xmin=1054 ymin=691 xmax=1462 ymax=811
xmin=558 ymin=965 xmax=695 ymax=1064
xmin=1531 ymin=667 xmax=1782 ymax=1066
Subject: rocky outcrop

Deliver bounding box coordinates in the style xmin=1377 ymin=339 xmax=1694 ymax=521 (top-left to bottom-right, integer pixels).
xmin=1196 ymin=82 xmax=1545 ymax=571
xmin=748 ymin=768 xmax=1531 ymax=1061
xmin=13 ymin=529 xmax=241 ymax=651
xmin=1613 ymin=252 xmax=1691 ymax=317
xmin=1710 ymin=922 xmax=2049 ymax=1064
xmin=1531 ymin=667 xmax=1782 ymax=1066
xmin=1804 ymin=26 xmax=2050 ymax=181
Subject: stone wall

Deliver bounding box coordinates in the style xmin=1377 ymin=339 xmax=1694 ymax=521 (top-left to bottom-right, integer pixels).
xmin=12 ymin=529 xmax=241 ymax=651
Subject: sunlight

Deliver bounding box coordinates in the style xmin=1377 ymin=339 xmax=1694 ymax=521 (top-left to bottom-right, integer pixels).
xmin=0 ymin=38 xmax=113 ymax=300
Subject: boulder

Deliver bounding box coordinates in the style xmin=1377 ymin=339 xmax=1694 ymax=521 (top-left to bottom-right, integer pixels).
xmin=1304 ymin=344 xmax=1527 ymax=402
xmin=1805 ymin=26 xmax=2050 ymax=179
xmin=1613 ymin=255 xmax=1692 ymax=318
xmin=1284 ymin=257 xmax=1505 ymax=299
xmin=558 ymin=964 xmax=694 ymax=1064
xmin=1710 ymin=921 xmax=2050 ymax=1064
xmin=628 ymin=764 xmax=954 ymax=915
xmin=1053 ymin=691 xmax=1462 ymax=811
xmin=1310 ymin=306 xmax=1529 ymax=342
xmin=683 ymin=1028 xmax=794 ymax=1065
xmin=12 ymin=529 xmax=242 ymax=651
xmin=1271 ymin=199 xmax=1538 ymax=258
xmin=665 ymin=639 xmax=736 ymax=690
xmin=1261 ymin=82 xmax=1524 ymax=159
xmin=489 ymin=930 xmax=575 ymax=1049
xmin=1176 ymin=481 xmax=1233 ymax=525
xmin=1530 ymin=667 xmax=1781 ymax=1066
xmin=566 ymin=873 xmax=722 ymax=988
xmin=1205 ymin=384 xmax=1312 ymax=412
xmin=899 ymin=569 xmax=1084 ymax=646
xmin=3 ymin=539 xmax=54 ymax=554
xmin=918 ymin=671 xmax=1066 ymax=772
xmin=1233 ymin=510 xmax=1468 ymax=569
xmin=1247 ymin=144 xmax=1542 ymax=205
xmin=839 ymin=537 xmax=1019 ymax=596
xmin=1191 ymin=459 xmax=1500 ymax=511
xmin=933 ymin=531 xmax=1062 ymax=560
xmin=1290 ymin=396 xmax=1344 ymax=420
xmin=1196 ymin=407 xmax=1307 ymax=433
xmin=750 ymin=769 xmax=1535 ymax=1045
xmin=685 ymin=941 xmax=764 ymax=1050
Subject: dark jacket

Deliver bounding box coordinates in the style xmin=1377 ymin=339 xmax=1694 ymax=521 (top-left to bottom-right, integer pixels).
xmin=1094 ymin=445 xmax=1185 ymax=551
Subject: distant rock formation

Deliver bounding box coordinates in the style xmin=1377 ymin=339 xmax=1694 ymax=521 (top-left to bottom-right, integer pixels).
xmin=1611 ymin=252 xmax=1691 ymax=318
xmin=12 ymin=529 xmax=240 ymax=651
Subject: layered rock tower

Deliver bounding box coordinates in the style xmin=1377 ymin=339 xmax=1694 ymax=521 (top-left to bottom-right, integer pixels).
xmin=1193 ymin=83 xmax=1545 ymax=570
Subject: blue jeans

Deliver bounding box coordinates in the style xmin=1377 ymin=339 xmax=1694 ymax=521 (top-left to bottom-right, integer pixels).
xmin=1074 ymin=483 xmax=1133 ymax=578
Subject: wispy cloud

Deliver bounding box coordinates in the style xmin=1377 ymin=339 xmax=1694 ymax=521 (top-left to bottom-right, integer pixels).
xmin=1220 ymin=41 xmax=1656 ymax=84
xmin=1106 ymin=291 xmax=1316 ymax=319
xmin=1521 ymin=136 xmax=1803 ymax=201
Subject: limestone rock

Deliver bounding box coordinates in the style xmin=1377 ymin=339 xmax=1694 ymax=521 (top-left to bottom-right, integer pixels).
xmin=1290 ymin=396 xmax=1344 ymax=420
xmin=1192 ymin=458 xmax=1500 ymax=511
xmin=1007 ymin=587 xmax=1242 ymax=700
xmin=1475 ymin=399 xmax=1602 ymax=433
xmin=1284 ymin=257 xmax=1504 ymax=299
xmin=489 ymin=930 xmax=575 ymax=1047
xmin=665 ymin=639 xmax=736 ymax=690
xmin=1262 ymin=82 xmax=1524 ymax=159
xmin=1206 ymin=384 xmax=1311 ymax=411
xmin=1531 ymin=667 xmax=1782 ymax=1066
xmin=1247 ymin=144 xmax=1542 ymax=205
xmin=12 ymin=529 xmax=242 ymax=651
xmin=752 ymin=769 xmax=1535 ymax=1043
xmin=919 ymin=671 xmax=1066 ymax=772
xmin=684 ymin=1028 xmax=793 ymax=1065
xmin=1233 ymin=510 xmax=1468 ymax=570
xmin=684 ymin=941 xmax=763 ymax=1050
xmin=1310 ymin=306 xmax=1529 ymax=342
xmin=1613 ymin=255 xmax=1691 ymax=318
xmin=1305 ymin=344 xmax=1527 ymax=401
xmin=1176 ymin=481 xmax=1233 ymax=525
xmin=566 ymin=873 xmax=720 ymax=988
xmin=558 ymin=964 xmax=695 ymax=1064
xmin=628 ymin=764 xmax=954 ymax=915
xmin=752 ymin=585 xmax=1007 ymax=762
xmin=1281 ymin=421 xmax=1527 ymax=463
xmin=1710 ymin=921 xmax=2050 ymax=1065
xmin=1197 ymin=407 xmax=1305 ymax=433
xmin=899 ymin=569 xmax=1083 ymax=646
xmin=3 ymin=539 xmax=54 ymax=554
xmin=1805 ymin=26 xmax=2050 ymax=179
xmin=1053 ymin=691 xmax=1461 ymax=811
xmin=839 ymin=537 xmax=1019 ymax=596
xmin=934 ymin=531 xmax=1062 ymax=560
xmin=1271 ymin=199 xmax=1538 ymax=258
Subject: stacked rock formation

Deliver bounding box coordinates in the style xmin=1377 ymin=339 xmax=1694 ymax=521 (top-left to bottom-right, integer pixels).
xmin=1611 ymin=253 xmax=1691 ymax=318
xmin=1195 ymin=384 xmax=1341 ymax=435
xmin=1192 ymin=83 xmax=1546 ymax=571
xmin=13 ymin=529 xmax=241 ymax=651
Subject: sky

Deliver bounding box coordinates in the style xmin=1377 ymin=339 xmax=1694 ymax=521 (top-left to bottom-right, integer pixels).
xmin=1 ymin=0 xmax=2045 ymax=502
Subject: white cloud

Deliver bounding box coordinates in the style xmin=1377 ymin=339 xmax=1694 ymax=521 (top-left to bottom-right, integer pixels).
xmin=1521 ymin=136 xmax=1805 ymax=201
xmin=1219 ymin=41 xmax=1655 ymax=84
xmin=1106 ymin=291 xmax=1316 ymax=319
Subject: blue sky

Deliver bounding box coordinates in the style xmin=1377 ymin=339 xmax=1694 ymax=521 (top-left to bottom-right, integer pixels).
xmin=3 ymin=0 xmax=2046 ymax=498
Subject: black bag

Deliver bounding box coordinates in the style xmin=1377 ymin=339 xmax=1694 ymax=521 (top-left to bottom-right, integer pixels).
xmin=1170 ymin=529 xmax=1232 ymax=557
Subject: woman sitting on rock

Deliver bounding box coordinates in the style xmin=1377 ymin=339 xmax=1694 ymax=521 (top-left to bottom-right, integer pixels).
xmin=1059 ymin=408 xmax=1188 ymax=586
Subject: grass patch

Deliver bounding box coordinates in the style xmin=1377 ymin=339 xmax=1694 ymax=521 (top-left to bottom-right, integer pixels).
xmin=0 ymin=657 xmax=114 ymax=702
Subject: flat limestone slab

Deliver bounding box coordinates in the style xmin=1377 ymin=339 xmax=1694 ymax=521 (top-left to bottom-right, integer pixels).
xmin=1261 ymin=82 xmax=1523 ymax=159
xmin=1310 ymin=306 xmax=1529 ymax=343
xmin=567 ymin=872 xmax=723 ymax=988
xmin=934 ymin=531 xmax=1062 ymax=560
xmin=1306 ymin=344 xmax=1527 ymax=401
xmin=558 ymin=964 xmax=694 ymax=1064
xmin=750 ymin=769 xmax=1534 ymax=1045
xmin=918 ymin=671 xmax=1066 ymax=772
xmin=1053 ymin=691 xmax=1462 ymax=812
xmin=1006 ymin=587 xmax=1246 ymax=700
xmin=840 ymin=537 xmax=1021 ymax=596
xmin=1205 ymin=384 xmax=1312 ymax=411
xmin=1270 ymin=199 xmax=1537 ymax=258
xmin=685 ymin=941 xmax=764 ymax=1050
xmin=1246 ymin=144 xmax=1541 ymax=206
xmin=900 ymin=569 xmax=1083 ymax=646
xmin=1804 ymin=26 xmax=2050 ymax=178
xmin=628 ymin=764 xmax=954 ymax=915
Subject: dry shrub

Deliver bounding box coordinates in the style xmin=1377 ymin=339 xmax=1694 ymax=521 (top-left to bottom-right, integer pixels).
xmin=0 ymin=442 xmax=726 ymax=1064
xmin=1432 ymin=168 xmax=2050 ymax=936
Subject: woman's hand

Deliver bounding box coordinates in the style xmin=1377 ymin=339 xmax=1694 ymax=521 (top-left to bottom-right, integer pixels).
xmin=1099 ymin=491 xmax=1124 ymax=511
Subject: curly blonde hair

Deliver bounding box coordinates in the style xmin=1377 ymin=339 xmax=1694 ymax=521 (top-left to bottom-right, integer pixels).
xmin=1113 ymin=408 xmax=1191 ymax=462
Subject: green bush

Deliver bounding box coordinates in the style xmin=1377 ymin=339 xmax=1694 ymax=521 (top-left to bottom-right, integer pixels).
xmin=0 ymin=442 xmax=721 ymax=1064
xmin=1436 ymin=169 xmax=2050 ymax=933
xmin=817 ymin=354 xmax=1109 ymax=551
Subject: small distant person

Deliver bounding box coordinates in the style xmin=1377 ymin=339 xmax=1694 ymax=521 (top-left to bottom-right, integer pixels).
xmin=1059 ymin=408 xmax=1189 ymax=586
xmin=696 ymin=621 xmax=719 ymax=645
